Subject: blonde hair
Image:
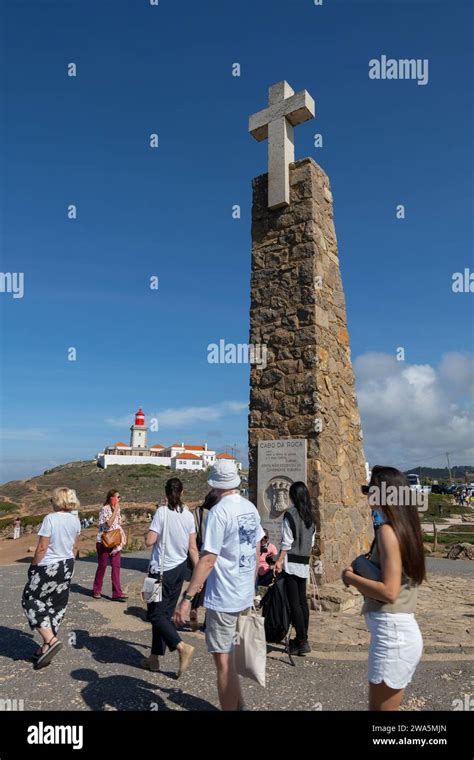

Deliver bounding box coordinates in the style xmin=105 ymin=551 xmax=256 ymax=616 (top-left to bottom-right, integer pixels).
xmin=51 ymin=487 xmax=80 ymax=512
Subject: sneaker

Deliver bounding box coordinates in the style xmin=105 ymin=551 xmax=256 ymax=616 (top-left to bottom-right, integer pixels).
xmin=141 ymin=655 xmax=160 ymax=672
xmin=288 ymin=638 xmax=311 ymax=655
xmin=288 ymin=638 xmax=299 ymax=655
xmin=298 ymin=640 xmax=311 ymax=655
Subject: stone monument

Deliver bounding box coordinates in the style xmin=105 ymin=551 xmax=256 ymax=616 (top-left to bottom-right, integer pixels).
xmin=248 ymin=81 xmax=372 ymax=583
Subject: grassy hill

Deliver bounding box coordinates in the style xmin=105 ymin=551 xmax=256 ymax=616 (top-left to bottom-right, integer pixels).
xmin=0 ymin=460 xmax=212 ymax=523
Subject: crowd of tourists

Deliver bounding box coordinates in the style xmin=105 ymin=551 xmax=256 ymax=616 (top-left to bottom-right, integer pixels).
xmin=21 ymin=460 xmax=426 ymax=712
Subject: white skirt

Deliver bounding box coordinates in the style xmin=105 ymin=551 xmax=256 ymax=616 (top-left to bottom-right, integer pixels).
xmin=364 ymin=611 xmax=423 ymax=690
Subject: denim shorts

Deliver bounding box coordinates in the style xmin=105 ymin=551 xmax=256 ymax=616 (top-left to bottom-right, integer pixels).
xmin=365 ymin=611 xmax=423 ymax=690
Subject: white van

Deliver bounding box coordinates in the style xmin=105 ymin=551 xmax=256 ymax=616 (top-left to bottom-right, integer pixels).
xmin=407 ymin=473 xmax=422 ymax=491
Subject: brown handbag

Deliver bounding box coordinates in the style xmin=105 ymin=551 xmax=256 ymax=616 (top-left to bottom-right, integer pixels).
xmin=101 ymin=528 xmax=122 ymax=549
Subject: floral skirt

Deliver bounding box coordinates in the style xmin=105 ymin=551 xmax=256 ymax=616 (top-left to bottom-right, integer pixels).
xmin=21 ymin=558 xmax=74 ymax=635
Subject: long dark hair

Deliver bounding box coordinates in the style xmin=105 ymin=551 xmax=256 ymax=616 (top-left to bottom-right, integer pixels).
xmin=165 ymin=478 xmax=183 ymax=512
xmin=200 ymin=489 xmax=220 ymax=511
xmin=369 ymin=465 xmax=426 ymax=585
xmin=289 ymin=481 xmax=314 ymax=529
xmin=104 ymin=489 xmax=119 ymax=506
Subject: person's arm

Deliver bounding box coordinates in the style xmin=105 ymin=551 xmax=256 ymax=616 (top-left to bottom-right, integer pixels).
xmin=174 ymin=551 xmax=218 ymax=625
xmin=341 ymin=525 xmax=402 ymax=604
xmin=105 ymin=505 xmax=119 ymax=529
xmin=32 ymin=536 xmax=49 ymax=566
xmin=255 ymin=540 xmax=261 ymax=580
xmin=145 ymin=530 xmax=158 ymax=547
xmin=188 ymin=533 xmax=199 ymax=568
xmin=275 ymin=517 xmax=293 ymax=574
xmin=174 ymin=507 xmax=226 ymax=625
xmin=187 ymin=551 xmax=217 ymax=597
xmin=144 ymin=509 xmax=161 ymax=547
xmin=254 ymin=520 xmax=264 ymax=580
xmin=72 ymin=519 xmax=81 ymax=558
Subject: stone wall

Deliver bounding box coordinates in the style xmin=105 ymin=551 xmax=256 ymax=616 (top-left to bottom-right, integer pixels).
xmin=248 ymin=157 xmax=372 ymax=583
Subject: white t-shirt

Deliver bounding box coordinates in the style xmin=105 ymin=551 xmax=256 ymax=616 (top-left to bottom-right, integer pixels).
xmin=203 ymin=493 xmax=264 ymax=613
xmin=37 ymin=512 xmax=81 ymax=566
xmin=149 ymin=505 xmax=195 ymax=573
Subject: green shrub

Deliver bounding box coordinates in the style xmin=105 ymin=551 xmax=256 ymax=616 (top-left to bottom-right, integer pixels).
xmin=21 ymin=514 xmax=46 ymax=528
xmin=123 ymin=538 xmax=145 ymax=553
xmin=423 ymin=532 xmax=474 ymax=545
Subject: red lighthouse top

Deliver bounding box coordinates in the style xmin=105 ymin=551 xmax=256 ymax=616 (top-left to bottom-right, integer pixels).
xmin=135 ymin=408 xmax=145 ymax=426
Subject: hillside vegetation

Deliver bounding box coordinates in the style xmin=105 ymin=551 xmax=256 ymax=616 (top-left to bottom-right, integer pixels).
xmin=0 ymin=460 xmax=212 ymax=523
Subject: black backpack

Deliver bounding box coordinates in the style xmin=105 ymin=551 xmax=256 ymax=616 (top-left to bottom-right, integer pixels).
xmin=261 ymin=574 xmax=292 ymax=644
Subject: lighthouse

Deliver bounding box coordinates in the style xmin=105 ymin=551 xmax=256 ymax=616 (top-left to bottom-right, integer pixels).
xmin=97 ymin=405 xmax=242 ymax=470
xmin=130 ymin=408 xmax=147 ymax=449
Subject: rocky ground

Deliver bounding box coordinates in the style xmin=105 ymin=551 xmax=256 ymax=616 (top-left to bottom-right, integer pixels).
xmin=0 ymin=553 xmax=472 ymax=711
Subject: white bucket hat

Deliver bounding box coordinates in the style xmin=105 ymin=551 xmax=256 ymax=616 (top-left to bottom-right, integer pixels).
xmin=207 ymin=459 xmax=241 ymax=490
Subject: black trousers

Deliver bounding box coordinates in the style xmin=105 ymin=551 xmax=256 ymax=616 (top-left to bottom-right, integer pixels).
xmin=147 ymin=560 xmax=186 ymax=656
xmin=284 ymin=571 xmax=309 ymax=642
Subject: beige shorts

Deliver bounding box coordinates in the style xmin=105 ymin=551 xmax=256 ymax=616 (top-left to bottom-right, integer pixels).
xmin=205 ymin=609 xmax=247 ymax=654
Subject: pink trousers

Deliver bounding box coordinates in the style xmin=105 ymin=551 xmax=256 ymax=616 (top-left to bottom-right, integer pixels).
xmin=92 ymin=542 xmax=123 ymax=598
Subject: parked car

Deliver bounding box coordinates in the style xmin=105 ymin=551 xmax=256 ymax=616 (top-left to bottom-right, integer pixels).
xmin=431 ymin=484 xmax=450 ymax=495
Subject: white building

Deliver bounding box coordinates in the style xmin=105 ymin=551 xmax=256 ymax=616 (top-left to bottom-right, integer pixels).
xmin=96 ymin=408 xmax=242 ymax=472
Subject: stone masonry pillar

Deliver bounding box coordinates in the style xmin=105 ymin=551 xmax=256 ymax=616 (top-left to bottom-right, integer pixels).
xmin=248 ymin=157 xmax=372 ymax=583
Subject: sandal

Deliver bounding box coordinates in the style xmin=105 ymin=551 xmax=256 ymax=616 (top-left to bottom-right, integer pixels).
xmin=34 ymin=637 xmax=62 ymax=670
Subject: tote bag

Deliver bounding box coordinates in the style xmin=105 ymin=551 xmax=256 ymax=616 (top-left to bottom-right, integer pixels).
xmin=234 ymin=607 xmax=267 ymax=688
xmin=141 ymin=507 xmax=169 ymax=603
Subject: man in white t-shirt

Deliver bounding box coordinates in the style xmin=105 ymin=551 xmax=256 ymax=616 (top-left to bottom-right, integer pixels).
xmin=175 ymin=460 xmax=264 ymax=711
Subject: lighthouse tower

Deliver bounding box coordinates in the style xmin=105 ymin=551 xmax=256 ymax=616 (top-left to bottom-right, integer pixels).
xmin=130 ymin=408 xmax=148 ymax=449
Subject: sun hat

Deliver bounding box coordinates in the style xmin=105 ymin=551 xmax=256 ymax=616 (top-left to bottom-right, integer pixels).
xmin=207 ymin=459 xmax=241 ymax=490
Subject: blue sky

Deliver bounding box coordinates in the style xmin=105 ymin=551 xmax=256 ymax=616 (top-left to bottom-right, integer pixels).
xmin=0 ymin=0 xmax=473 ymax=482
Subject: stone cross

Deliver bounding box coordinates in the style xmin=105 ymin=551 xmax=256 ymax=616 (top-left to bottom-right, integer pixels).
xmin=249 ymin=81 xmax=315 ymax=209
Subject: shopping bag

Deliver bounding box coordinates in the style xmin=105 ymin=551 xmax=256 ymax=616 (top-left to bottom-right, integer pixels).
xmin=234 ymin=608 xmax=266 ymax=688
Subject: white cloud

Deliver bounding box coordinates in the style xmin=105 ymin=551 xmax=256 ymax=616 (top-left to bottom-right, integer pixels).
xmin=105 ymin=414 xmax=135 ymax=428
xmin=0 ymin=428 xmax=46 ymax=441
xmin=354 ymin=352 xmax=474 ymax=469
xmin=106 ymin=401 xmax=248 ymax=430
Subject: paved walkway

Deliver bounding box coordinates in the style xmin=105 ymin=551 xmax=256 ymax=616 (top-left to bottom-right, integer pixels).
xmin=0 ymin=554 xmax=472 ymax=711
xmin=310 ymin=558 xmax=474 ymax=654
